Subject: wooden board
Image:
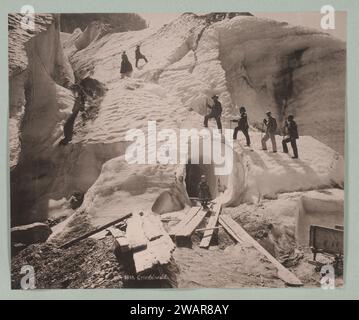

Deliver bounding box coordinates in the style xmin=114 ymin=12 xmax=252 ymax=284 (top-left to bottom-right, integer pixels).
xmin=219 ymin=215 xmax=303 ymax=287
xmin=169 ymin=207 xmax=201 ymax=237
xmin=199 ymin=203 xmax=222 ymax=248
xmin=60 ymin=213 xmax=132 ymax=249
xmin=176 ymin=209 xmax=208 ymax=238
xmin=126 ymin=213 xmax=148 ymax=251
xmin=219 ymin=216 xmax=245 ymax=244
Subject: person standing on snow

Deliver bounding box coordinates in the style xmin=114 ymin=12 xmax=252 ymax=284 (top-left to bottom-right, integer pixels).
xmin=282 ymin=114 xmax=299 ymax=159
xmin=231 ymin=106 xmax=251 ymax=147
xmin=198 ymin=175 xmax=212 ymax=209
xmin=120 ymin=51 xmax=133 ymax=78
xmin=261 ymin=110 xmax=277 ymax=152
xmin=135 ymin=44 xmax=148 ymax=68
xmin=204 ymin=95 xmax=223 ymax=131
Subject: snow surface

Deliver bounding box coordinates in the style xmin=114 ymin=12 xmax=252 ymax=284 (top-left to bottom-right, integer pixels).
xmin=56 ymin=14 xmax=344 ymax=225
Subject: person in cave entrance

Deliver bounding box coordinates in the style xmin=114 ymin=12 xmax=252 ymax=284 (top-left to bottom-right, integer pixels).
xmin=204 ymin=95 xmax=223 ymax=131
xmin=59 ymin=84 xmax=86 ymax=146
xmin=231 ymin=106 xmax=251 ymax=147
xmin=198 ymin=175 xmax=212 ymax=209
xmin=120 ymin=51 xmax=133 ymax=78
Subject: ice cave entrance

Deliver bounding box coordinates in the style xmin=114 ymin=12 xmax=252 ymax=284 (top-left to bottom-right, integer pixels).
xmin=185 ymin=162 xmax=220 ymax=201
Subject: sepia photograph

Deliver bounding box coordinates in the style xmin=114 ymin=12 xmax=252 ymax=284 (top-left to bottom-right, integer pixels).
xmin=9 ymin=10 xmax=345 ymax=289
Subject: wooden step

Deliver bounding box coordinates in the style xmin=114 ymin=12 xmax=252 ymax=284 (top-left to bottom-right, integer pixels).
xmin=176 ymin=208 xmax=209 ymax=238
xmin=169 ymin=206 xmax=201 ymax=237
xmin=199 ymin=203 xmax=222 ymax=248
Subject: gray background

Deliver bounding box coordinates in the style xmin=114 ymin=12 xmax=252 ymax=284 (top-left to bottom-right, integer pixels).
xmin=0 ymin=0 xmax=357 ymax=299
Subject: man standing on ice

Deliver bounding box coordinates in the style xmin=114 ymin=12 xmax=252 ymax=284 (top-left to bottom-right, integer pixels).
xmin=204 ymin=95 xmax=223 ymax=131
xmin=135 ymin=44 xmax=148 ymax=68
xmin=231 ymin=106 xmax=251 ymax=147
xmin=261 ymin=110 xmax=277 ymax=152
xmin=282 ymin=114 xmax=299 ymax=159
xmin=198 ymin=175 xmax=211 ymax=209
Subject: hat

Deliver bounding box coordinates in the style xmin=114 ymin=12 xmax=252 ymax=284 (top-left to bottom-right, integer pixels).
xmin=240 ymin=106 xmax=246 ymax=112
xmin=212 ymin=95 xmax=219 ymax=99
xmin=201 ymin=175 xmax=206 ymax=179
xmin=265 ymin=110 xmax=272 ymax=115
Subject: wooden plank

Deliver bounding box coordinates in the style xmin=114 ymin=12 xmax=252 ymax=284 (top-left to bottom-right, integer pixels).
xmin=196 ymin=226 xmax=220 ymax=233
xmin=220 ymin=215 xmax=303 ymax=287
xmin=60 ymin=213 xmax=132 ymax=249
xmin=219 ymin=216 xmax=245 ymax=244
xmin=199 ymin=203 xmax=222 ymax=248
xmin=169 ymin=207 xmax=201 ymax=237
xmin=126 ymin=213 xmax=148 ymax=251
xmin=176 ymin=209 xmax=209 ymax=238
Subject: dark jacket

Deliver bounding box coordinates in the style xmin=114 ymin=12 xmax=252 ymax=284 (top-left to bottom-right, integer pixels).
xmin=284 ymin=120 xmax=299 ymax=139
xmin=208 ymin=100 xmax=222 ymax=117
xmin=120 ymin=53 xmax=133 ymax=74
xmin=265 ymin=116 xmax=277 ymax=134
xmin=198 ymin=181 xmax=211 ymax=200
xmin=135 ymin=47 xmax=143 ymax=59
xmin=236 ymin=112 xmax=249 ymax=130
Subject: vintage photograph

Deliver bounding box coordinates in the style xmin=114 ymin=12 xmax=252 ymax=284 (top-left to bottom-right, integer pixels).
xmin=9 ymin=11 xmax=345 ymax=289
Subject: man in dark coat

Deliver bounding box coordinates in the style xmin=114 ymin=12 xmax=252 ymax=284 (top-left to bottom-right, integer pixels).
xmin=120 ymin=51 xmax=133 ymax=77
xmin=261 ymin=110 xmax=277 ymax=152
xmin=59 ymin=84 xmax=86 ymax=146
xmin=204 ymin=95 xmax=222 ymax=130
xmin=198 ymin=175 xmax=211 ymax=209
xmin=135 ymin=45 xmax=148 ymax=68
xmin=231 ymin=106 xmax=251 ymax=146
xmin=282 ymin=115 xmax=299 ymax=159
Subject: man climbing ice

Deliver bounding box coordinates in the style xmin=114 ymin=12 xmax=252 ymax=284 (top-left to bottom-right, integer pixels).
xmin=59 ymin=84 xmax=86 ymax=146
xmin=120 ymin=51 xmax=133 ymax=78
xmin=282 ymin=114 xmax=299 ymax=159
xmin=204 ymin=95 xmax=222 ymax=131
xmin=135 ymin=44 xmax=148 ymax=68
xmin=231 ymin=106 xmax=251 ymax=147
xmin=261 ymin=110 xmax=277 ymax=152
xmin=198 ymin=175 xmax=212 ymax=209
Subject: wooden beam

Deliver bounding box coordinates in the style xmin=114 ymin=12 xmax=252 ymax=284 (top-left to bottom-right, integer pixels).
xmin=60 ymin=213 xmax=132 ymax=249
xmin=219 ymin=216 xmax=245 ymax=244
xmin=196 ymin=226 xmax=220 ymax=233
xmin=176 ymin=208 xmax=209 ymax=238
xmin=219 ymin=215 xmax=303 ymax=287
xmin=199 ymin=203 xmax=222 ymax=248
xmin=169 ymin=207 xmax=201 ymax=237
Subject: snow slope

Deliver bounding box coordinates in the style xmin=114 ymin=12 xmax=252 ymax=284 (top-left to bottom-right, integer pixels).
xmin=55 ymin=14 xmax=344 ymax=225
xmin=9 ymin=13 xmax=345 ymax=226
